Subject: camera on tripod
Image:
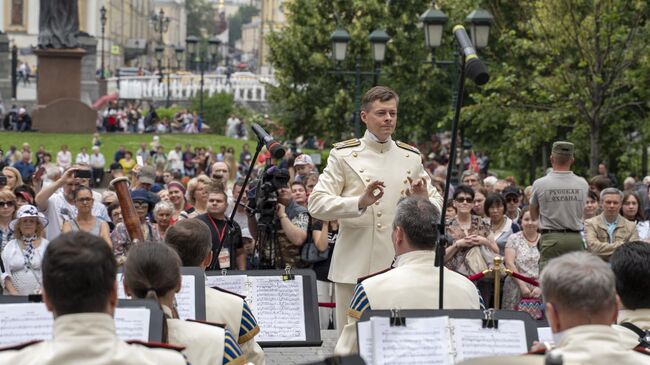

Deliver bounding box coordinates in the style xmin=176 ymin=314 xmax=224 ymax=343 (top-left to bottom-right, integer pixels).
xmin=247 ymin=166 xmax=290 ymax=224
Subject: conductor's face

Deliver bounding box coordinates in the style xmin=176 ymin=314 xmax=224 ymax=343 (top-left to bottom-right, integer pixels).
xmin=360 ymin=99 xmax=397 ymax=142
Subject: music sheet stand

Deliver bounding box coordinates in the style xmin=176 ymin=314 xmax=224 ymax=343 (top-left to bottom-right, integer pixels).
xmin=205 ymin=269 xmax=322 ymax=347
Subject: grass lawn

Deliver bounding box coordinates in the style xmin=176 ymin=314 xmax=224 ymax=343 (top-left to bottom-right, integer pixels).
xmin=0 ymin=132 xmax=254 ymax=159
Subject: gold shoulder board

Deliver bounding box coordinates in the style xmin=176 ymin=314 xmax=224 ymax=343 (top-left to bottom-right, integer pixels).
xmin=396 ymin=141 xmax=420 ymax=155
xmin=334 ymin=138 xmax=361 ymax=150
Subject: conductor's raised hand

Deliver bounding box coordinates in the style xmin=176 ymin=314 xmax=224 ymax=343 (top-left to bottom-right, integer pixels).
xmin=358 ymin=180 xmax=385 ymax=209
xmin=407 ymin=177 xmax=428 ymax=198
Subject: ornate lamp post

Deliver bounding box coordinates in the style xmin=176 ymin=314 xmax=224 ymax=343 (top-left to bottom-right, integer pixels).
xmin=99 ymin=6 xmax=107 ymax=80
xmin=186 ymin=35 xmax=220 ymax=118
xmin=329 ymin=28 xmax=391 ymax=137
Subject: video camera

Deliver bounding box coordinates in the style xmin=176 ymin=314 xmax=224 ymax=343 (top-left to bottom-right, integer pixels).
xmin=247 ymin=165 xmax=290 ymax=225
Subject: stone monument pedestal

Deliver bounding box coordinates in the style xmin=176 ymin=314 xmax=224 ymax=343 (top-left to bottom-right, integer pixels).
xmin=32 ymin=48 xmax=96 ymax=132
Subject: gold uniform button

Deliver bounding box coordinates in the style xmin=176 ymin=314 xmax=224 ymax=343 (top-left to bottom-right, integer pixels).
xmin=374 ymin=201 xmax=380 ymax=206
xmin=400 ymin=189 xmax=405 ymax=195
xmin=377 ymin=212 xmax=382 ymax=217
xmin=365 ymin=178 xmax=370 ymax=182
xmin=353 ymin=152 xmax=358 ymax=157
xmin=407 ymin=170 xmax=411 ymax=174
xmin=359 ymin=169 xmax=364 ymax=173
xmin=377 ymin=223 xmax=382 ymax=228
xmin=405 ymin=154 xmax=410 ymax=157
xmin=403 ymin=179 xmax=408 ymax=184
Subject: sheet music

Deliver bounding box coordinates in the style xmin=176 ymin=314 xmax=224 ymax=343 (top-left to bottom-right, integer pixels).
xmin=176 ymin=275 xmax=196 ymax=320
xmin=0 ymin=304 xmax=152 ymax=346
xmin=114 ymin=307 xmax=151 ymax=341
xmin=205 ymin=275 xmax=248 ymax=297
xmin=451 ymin=319 xmax=528 ymax=362
xmin=537 ymin=327 xmax=553 ymax=344
xmin=248 ymin=276 xmax=306 ymax=342
xmin=0 ymin=303 xmax=52 ymax=346
xmin=357 ymin=320 xmax=374 ymax=365
xmin=372 ymin=316 xmax=451 ymax=365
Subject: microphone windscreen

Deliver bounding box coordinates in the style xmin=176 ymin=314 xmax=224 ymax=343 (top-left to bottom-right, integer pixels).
xmin=268 ymin=142 xmax=286 ymax=159
xmin=465 ymin=58 xmax=489 ymax=86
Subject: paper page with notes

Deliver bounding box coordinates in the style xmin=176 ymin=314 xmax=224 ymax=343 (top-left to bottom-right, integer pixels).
xmin=247 ymin=275 xmax=306 ymax=342
xmin=372 ymin=316 xmax=452 ymax=365
xmin=204 ymin=275 xmax=248 ymax=297
xmin=0 ymin=303 xmax=151 ymax=346
xmin=450 ymin=318 xmax=528 ymax=362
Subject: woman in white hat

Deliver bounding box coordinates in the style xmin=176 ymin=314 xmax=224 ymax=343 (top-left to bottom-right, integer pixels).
xmin=1 ymin=205 xmax=49 ymax=295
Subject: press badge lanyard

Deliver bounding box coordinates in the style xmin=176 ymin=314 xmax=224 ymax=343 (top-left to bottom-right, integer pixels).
xmin=208 ymin=215 xmax=230 ymax=268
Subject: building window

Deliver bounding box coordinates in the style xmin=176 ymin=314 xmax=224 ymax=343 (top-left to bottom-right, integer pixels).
xmin=11 ymin=0 xmax=24 ymax=26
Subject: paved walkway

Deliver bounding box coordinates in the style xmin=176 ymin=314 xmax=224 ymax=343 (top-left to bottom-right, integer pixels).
xmin=264 ymin=330 xmax=338 ymax=364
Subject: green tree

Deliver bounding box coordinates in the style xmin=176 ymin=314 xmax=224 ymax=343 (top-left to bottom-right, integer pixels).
xmin=229 ymin=5 xmax=260 ymax=45
xmin=466 ymin=0 xmax=649 ymax=179
xmin=186 ymin=0 xmax=216 ymax=38
xmin=266 ymin=0 xmax=458 ymax=142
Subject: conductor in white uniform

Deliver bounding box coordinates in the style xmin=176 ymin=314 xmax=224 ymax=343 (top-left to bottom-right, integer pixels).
xmin=308 ymin=86 xmax=443 ymax=333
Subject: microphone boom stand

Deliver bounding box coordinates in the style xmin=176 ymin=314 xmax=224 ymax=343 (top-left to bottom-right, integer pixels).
xmin=435 ymin=51 xmax=467 ymax=310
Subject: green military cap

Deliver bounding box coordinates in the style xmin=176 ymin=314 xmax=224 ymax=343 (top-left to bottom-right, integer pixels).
xmin=552 ymin=141 xmax=574 ymax=156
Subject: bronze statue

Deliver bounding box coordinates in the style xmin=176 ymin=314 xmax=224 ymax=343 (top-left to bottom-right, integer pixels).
xmin=38 ymin=0 xmax=80 ymax=49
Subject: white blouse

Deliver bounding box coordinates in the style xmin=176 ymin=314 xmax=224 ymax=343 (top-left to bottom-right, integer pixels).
xmin=1 ymin=238 xmax=49 ymax=295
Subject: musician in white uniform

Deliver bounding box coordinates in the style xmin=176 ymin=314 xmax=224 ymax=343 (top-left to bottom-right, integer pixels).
xmin=165 ymin=218 xmax=265 ymax=364
xmin=0 ymin=232 xmax=188 ymax=365
xmin=335 ymin=196 xmax=480 ymax=355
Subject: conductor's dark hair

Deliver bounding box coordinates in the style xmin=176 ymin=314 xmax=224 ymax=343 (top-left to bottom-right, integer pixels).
xmin=393 ymin=196 xmax=440 ymax=250
xmin=43 ymin=232 xmax=116 ymax=315
xmin=123 ymin=242 xmax=181 ymax=343
xmin=453 ymin=184 xmax=475 ymax=200
xmin=609 ymin=241 xmax=650 ymax=310
xmin=165 ymin=218 xmax=212 ymax=266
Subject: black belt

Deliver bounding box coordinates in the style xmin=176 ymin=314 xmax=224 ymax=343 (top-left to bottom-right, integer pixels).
xmin=540 ymin=229 xmax=580 ymax=234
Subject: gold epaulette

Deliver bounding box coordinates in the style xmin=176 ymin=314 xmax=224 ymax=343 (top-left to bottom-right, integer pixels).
xmin=333 ymin=138 xmax=361 ymax=150
xmin=395 ymin=141 xmax=420 ymax=155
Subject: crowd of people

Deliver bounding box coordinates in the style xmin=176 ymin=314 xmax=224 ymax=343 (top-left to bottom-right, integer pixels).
xmin=0 ymin=85 xmax=649 ymax=364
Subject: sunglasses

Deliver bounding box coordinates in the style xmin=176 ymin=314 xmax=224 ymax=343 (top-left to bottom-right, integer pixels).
xmin=133 ymin=201 xmax=149 ymax=208
xmin=0 ymin=201 xmax=15 ymax=208
xmin=455 ymin=197 xmax=474 ymax=204
xmin=506 ymin=197 xmax=519 ymax=203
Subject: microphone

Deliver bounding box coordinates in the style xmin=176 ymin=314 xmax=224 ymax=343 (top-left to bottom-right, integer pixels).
xmin=251 ymin=123 xmax=286 ymax=159
xmin=453 ymin=25 xmax=489 ymax=86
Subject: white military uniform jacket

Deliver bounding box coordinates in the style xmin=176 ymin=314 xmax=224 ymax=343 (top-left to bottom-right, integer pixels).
xmin=0 ymin=313 xmax=188 ymax=365
xmin=309 ymin=131 xmax=443 ymax=284
xmin=614 ymin=308 xmax=650 ymax=349
xmin=549 ymin=325 xmax=650 ymax=364
xmin=205 ymin=286 xmax=265 ymax=364
xmin=163 ymin=305 xmax=246 ymax=365
xmin=334 ymin=250 xmax=481 ymax=355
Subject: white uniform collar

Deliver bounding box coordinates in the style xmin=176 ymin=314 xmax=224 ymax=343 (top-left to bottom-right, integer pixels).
xmin=363 ymin=130 xmax=393 ymax=154
xmin=54 ymin=313 xmax=116 ymax=339
xmin=393 ymin=250 xmax=436 ymax=267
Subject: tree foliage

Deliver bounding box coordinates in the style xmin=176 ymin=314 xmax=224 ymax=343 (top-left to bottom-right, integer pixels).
xmin=186 ymin=0 xmax=216 ymax=38
xmin=229 ymin=5 xmax=260 ymax=45
xmin=268 ymin=0 xmax=650 ymax=183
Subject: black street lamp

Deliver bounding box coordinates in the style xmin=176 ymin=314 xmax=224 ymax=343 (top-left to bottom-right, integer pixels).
xmin=99 ymin=6 xmax=107 ymax=80
xmin=186 ymin=35 xmax=220 ymax=119
xmin=329 ymin=28 xmax=391 ymax=138
xmin=150 ymin=8 xmax=170 ymax=44
xmin=175 ymin=44 xmax=185 ymax=70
